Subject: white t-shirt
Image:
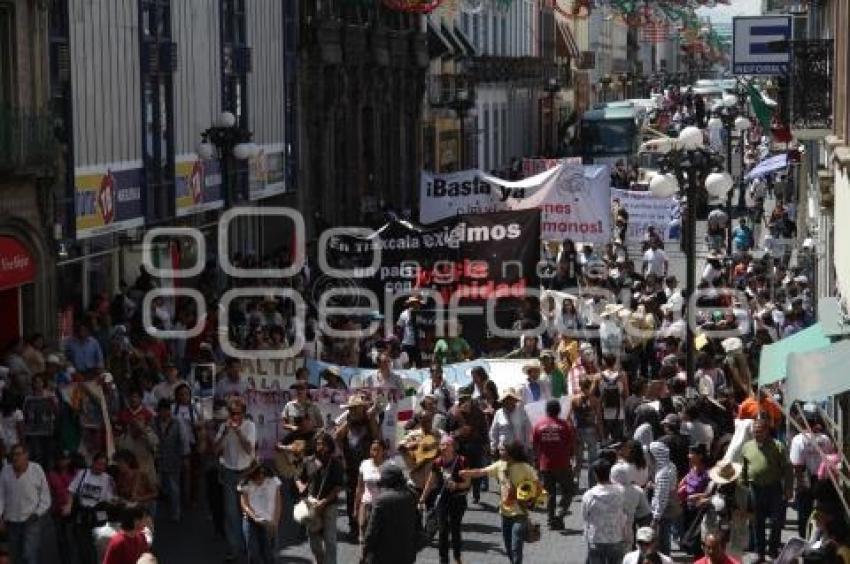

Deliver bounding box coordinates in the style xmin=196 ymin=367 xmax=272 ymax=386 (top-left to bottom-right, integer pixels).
xmin=790 ymin=431 xmax=831 ymax=477
xmin=216 ymin=420 xmax=257 ymax=471
xmin=702 ymin=263 xmax=722 ymax=284
xmin=153 ymin=380 xmax=182 ymax=403
xmin=0 ymin=409 xmax=23 ymax=448
xmin=358 ymin=458 xmax=382 ymax=505
xmin=643 ymin=248 xmax=667 ymax=277
xmin=238 ymin=476 xmax=281 ymax=522
xmin=623 ymin=549 xmax=673 ymax=564
xmin=68 ymin=469 xmax=115 ymax=508
xmin=396 ymin=309 xmax=416 ymax=347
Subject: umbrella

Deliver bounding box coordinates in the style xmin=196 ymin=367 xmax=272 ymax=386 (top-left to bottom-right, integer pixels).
xmin=745 ymin=154 xmax=788 ymax=181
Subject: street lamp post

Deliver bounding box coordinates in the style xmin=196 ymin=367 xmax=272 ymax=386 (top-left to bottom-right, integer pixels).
xmin=648 ymin=127 xmax=732 ymax=386
xmin=708 ymin=93 xmax=751 ymax=254
xmin=544 ymin=76 xmax=561 ymax=157
xmin=451 ymin=77 xmax=476 ymax=170
xmin=197 ymin=111 xmax=258 ymax=206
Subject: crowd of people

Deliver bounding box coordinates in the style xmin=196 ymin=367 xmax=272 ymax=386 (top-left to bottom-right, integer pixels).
xmin=0 ymin=91 xmax=845 ymax=564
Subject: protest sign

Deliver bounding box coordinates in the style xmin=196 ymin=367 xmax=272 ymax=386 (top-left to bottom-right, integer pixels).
xmin=611 ymin=187 xmax=679 ymax=241
xmin=419 ymin=164 xmax=611 ymax=243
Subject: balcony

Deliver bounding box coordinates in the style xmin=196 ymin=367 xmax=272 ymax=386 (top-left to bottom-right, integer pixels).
xmin=0 ymin=104 xmax=57 ymax=176
xmin=470 ymin=56 xmax=547 ymax=85
xmin=790 ymin=39 xmax=833 ymax=137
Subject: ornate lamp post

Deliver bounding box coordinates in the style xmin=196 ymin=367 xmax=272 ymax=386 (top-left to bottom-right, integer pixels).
xmin=648 ymin=127 xmax=732 ymax=385
xmin=708 ymin=93 xmax=751 ymax=254
xmin=450 ymin=75 xmax=476 ymax=170
xmin=544 ymin=76 xmax=561 ymax=157
xmin=197 ymin=111 xmax=258 ymax=206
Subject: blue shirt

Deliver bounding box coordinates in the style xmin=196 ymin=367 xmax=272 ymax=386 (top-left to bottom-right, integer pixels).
xmin=528 ymin=380 xmax=541 ymax=402
xmin=64 ymin=337 xmax=104 ymax=373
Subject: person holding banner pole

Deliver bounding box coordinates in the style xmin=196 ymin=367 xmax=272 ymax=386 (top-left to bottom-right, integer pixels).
xmin=334 ymin=395 xmax=379 ymax=540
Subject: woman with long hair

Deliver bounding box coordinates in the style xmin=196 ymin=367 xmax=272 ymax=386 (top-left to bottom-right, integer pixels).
xmin=420 ymin=436 xmax=471 ymax=564
xmin=612 ymin=439 xmax=649 ymax=488
xmin=354 ymin=439 xmax=387 ymax=545
xmin=678 ymin=444 xmax=710 ymax=556
xmin=460 ymin=440 xmax=541 ymax=564
xmin=114 ymin=449 xmax=158 ymax=513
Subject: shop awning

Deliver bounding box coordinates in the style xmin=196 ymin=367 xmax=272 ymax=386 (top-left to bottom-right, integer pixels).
xmin=440 ymin=22 xmax=464 ymax=57
xmin=0 ymin=236 xmax=35 ymax=291
xmin=786 ymin=338 xmax=850 ymax=403
xmin=427 ymin=20 xmax=452 ymax=59
xmin=450 ymin=25 xmax=477 ymax=58
xmin=745 ymin=153 xmax=788 ymax=181
xmin=758 ymin=323 xmax=830 ymax=386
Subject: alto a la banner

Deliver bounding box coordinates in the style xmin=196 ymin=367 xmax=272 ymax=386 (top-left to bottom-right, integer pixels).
xmin=611 ymin=188 xmax=680 ymax=241
xmin=328 ymin=209 xmax=541 ymax=304
xmin=420 ymin=164 xmax=611 ymax=243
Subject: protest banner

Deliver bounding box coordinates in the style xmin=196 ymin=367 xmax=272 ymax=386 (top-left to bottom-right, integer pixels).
xmin=419 ymin=164 xmax=611 ymax=243
xmin=520 ymin=156 xmax=582 ymax=178
xmin=611 ymin=187 xmax=679 ymax=242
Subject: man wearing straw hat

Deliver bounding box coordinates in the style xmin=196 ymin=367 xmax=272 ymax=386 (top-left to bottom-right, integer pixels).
xmin=518 ymin=359 xmax=551 ymax=405
xmin=489 ymin=388 xmax=532 ymax=454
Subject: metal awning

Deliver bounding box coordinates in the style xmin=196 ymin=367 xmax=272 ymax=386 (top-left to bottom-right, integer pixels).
xmin=451 ymin=24 xmax=477 ymax=58
xmin=440 ymin=22 xmax=464 ymax=58
xmin=758 ymin=323 xmax=830 ymax=386
xmin=427 ymin=20 xmax=451 ymax=59
xmin=556 ymin=18 xmax=581 ymax=60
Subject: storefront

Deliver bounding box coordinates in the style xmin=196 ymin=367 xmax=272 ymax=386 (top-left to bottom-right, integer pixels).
xmin=0 ymin=235 xmax=37 ymax=349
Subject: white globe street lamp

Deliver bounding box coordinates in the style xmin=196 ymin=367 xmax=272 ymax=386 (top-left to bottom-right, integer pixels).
xmin=678 ymin=126 xmax=704 ymax=150
xmin=196 ymin=142 xmax=215 ymax=160
xmin=734 ymin=116 xmax=752 ymax=133
xmin=649 ymin=173 xmax=679 ymax=198
xmin=232 ymin=142 xmax=253 ymax=161
xmin=722 ymin=93 xmax=739 ymax=108
xmin=704 ymin=171 xmax=734 ymax=198
xmin=217 ymin=111 xmax=236 ymax=128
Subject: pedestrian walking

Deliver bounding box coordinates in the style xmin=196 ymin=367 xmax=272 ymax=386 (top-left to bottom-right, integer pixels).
xmin=66 ymin=451 xmax=116 ymax=564
xmin=420 ymin=435 xmax=470 ymax=564
xmin=239 ymin=462 xmax=282 ymax=564
xmin=581 ymin=458 xmax=627 ymax=564
xmin=152 ymin=398 xmax=189 ymax=522
xmin=354 ymin=439 xmax=387 ymax=544
xmin=648 ymin=441 xmax=679 ymax=556
xmin=362 ymin=464 xmax=419 ymax=564
xmin=101 ymin=504 xmax=150 ymax=564
xmin=214 ymin=397 xmax=257 ymax=562
xmin=622 ymin=526 xmax=673 ymax=564
xmin=531 ymin=399 xmax=575 ymax=530
xmin=298 ymin=432 xmax=343 ymax=564
xmin=460 ymin=440 xmax=541 ymax=564
xmin=46 ymin=450 xmax=76 ymax=564
xmin=0 ymin=443 xmax=51 ymax=564
xmin=572 ymin=376 xmax=603 ymax=488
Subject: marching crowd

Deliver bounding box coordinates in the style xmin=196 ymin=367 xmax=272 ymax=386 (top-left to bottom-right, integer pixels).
xmin=0 ymin=116 xmax=845 ymax=564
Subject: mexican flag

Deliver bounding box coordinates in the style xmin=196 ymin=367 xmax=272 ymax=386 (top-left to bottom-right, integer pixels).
xmin=747 ymin=84 xmax=775 ymax=129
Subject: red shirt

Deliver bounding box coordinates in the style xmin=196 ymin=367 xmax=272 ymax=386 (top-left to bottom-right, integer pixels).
xmin=694 ymin=556 xmax=740 ymax=564
xmin=102 ymin=531 xmax=149 ymax=564
xmin=116 ymin=406 xmax=154 ymax=427
xmin=47 ymin=470 xmax=75 ymax=515
xmin=532 ymin=416 xmax=576 ymax=471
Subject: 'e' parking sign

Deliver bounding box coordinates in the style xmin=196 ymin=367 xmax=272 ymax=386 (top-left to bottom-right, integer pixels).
xmin=732 ymin=16 xmax=792 ymax=76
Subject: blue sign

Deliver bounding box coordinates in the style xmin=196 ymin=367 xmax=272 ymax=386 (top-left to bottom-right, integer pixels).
xmin=732 ymin=16 xmax=792 ymax=75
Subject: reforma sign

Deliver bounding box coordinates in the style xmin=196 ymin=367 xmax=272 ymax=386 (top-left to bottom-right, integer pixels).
xmin=732 ymin=16 xmax=791 ymax=76
xmin=420 ymin=164 xmax=611 ymax=243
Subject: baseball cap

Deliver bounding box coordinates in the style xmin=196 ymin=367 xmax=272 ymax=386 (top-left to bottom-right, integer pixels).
xmin=636 ymin=526 xmax=656 ymax=543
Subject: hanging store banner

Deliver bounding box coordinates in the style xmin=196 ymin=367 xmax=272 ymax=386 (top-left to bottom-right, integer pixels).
xmin=74 ymin=163 xmax=145 ymax=239
xmin=175 ymin=157 xmax=224 ymax=216
xmin=330 ymin=209 xmax=541 ymax=304
xmin=249 ymin=144 xmax=287 ymax=201
xmin=611 ymin=188 xmax=680 ymax=242
xmin=420 ymin=164 xmax=610 ymax=243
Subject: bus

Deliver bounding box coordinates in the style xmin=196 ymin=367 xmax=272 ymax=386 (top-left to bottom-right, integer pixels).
xmin=577 ymin=104 xmax=642 ymax=165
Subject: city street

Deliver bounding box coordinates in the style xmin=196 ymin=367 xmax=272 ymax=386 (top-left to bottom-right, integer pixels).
xmin=140 ymin=474 xmax=801 ymax=564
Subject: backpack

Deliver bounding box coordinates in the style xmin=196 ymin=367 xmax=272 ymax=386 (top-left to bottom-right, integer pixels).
xmin=600 ymin=372 xmax=621 ymax=420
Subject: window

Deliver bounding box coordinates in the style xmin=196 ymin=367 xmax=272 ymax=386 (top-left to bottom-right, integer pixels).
xmin=0 ymin=2 xmax=14 ymax=106
xmin=481 ymin=9 xmax=488 ymax=55
xmin=139 ymin=0 xmax=175 ymax=221
xmin=472 ymin=13 xmax=479 ymax=50
xmin=221 ymin=0 xmax=250 ymax=203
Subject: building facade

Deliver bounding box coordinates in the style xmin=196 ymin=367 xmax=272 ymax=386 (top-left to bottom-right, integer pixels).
xmin=297 ymin=1 xmax=428 ymax=230
xmin=44 ymin=0 xmax=297 ymax=330
xmin=0 ymin=0 xmax=57 ymax=347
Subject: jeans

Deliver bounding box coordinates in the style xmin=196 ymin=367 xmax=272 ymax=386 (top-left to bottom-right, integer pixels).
xmin=602 ymin=420 xmax=623 ymax=444
xmin=541 ymin=467 xmax=573 ymax=524
xmin=751 ymin=482 xmax=786 ymax=557
xmin=159 ymin=469 xmax=181 ymax=521
xmin=53 ymin=514 xmax=74 ymax=564
xmin=307 ymin=501 xmax=338 ymax=564
xmin=500 ymin=514 xmax=528 ymax=564
xmin=576 ymin=427 xmax=599 ymax=488
xmin=586 ymin=542 xmax=625 ymax=564
xmin=438 ymin=495 xmax=466 ymax=563
xmin=8 ymin=514 xmax=45 ymax=564
xmin=221 ymin=467 xmax=247 ymax=557
xmin=243 ymin=518 xmax=276 ymax=564
xmin=656 ymin=518 xmax=673 ymax=555
xmin=796 ymin=482 xmax=815 ymax=539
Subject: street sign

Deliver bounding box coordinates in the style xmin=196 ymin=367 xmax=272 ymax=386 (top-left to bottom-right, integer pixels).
xmin=732 ymin=16 xmax=792 ymax=75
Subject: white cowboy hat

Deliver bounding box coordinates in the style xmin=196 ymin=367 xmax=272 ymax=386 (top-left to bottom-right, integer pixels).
xmin=499 ymin=388 xmax=522 ymax=402
xmin=708 ymin=461 xmax=743 ymax=485
xmin=522 ymin=360 xmax=542 ymax=374
xmin=721 ymin=337 xmax=743 ymax=353
xmin=601 ymin=303 xmax=625 ymax=318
